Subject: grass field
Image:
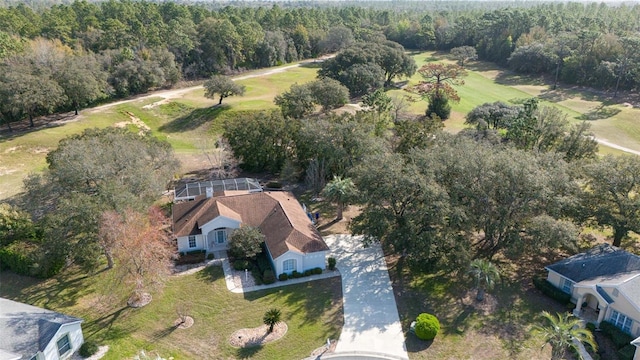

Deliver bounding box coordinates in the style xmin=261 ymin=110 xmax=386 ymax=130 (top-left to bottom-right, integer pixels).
xmin=0 ymin=265 xmax=343 ymax=360
xmin=0 ymin=66 xmax=317 ymax=201
xmin=387 ymin=250 xmax=579 ymax=360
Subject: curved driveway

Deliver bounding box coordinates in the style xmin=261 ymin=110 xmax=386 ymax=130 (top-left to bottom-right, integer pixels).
xmin=324 ymin=234 xmax=409 ymax=360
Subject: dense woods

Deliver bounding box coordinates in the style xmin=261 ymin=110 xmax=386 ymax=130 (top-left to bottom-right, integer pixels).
xmin=0 ymin=1 xmax=639 ymax=129
xmin=0 ymin=0 xmax=639 ymax=276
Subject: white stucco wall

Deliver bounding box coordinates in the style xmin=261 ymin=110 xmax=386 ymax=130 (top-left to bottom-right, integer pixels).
xmin=600 ymin=285 xmax=640 ymax=337
xmin=275 ymin=251 xmax=304 ymax=275
xmin=546 ymin=270 xmax=562 ymax=288
xmin=274 ymin=251 xmax=326 ymax=275
xmin=41 ymin=322 xmax=83 ymax=360
xmin=303 ymin=251 xmax=327 ymax=271
xmin=633 ymin=343 xmax=640 ymax=360
xmin=546 ymin=269 xmax=578 ymax=302
xmin=177 ymin=234 xmax=204 ymax=253
xmin=200 ymin=216 xmax=240 ymax=236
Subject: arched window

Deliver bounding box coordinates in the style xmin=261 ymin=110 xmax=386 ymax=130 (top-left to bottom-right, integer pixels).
xmin=283 ymin=259 xmax=296 ymax=273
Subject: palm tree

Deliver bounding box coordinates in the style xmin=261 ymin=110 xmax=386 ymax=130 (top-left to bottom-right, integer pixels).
xmin=263 ymin=308 xmax=281 ymax=333
xmin=533 ymin=311 xmax=597 ymax=360
xmin=321 ymin=176 xmax=357 ymax=220
xmin=468 ymin=259 xmax=500 ymax=301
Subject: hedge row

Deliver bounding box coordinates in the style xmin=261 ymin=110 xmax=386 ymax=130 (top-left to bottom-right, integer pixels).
xmin=175 ymin=250 xmax=206 ymax=265
xmin=532 ymin=277 xmax=572 ymax=304
xmin=599 ymin=321 xmax=634 ymax=350
xmin=278 ymin=267 xmax=323 ymax=281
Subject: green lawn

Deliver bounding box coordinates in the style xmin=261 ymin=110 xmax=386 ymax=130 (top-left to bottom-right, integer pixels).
xmin=0 ymin=265 xmax=342 ymax=360
xmin=0 ymin=66 xmax=317 ymax=201
xmin=388 ymin=256 xmax=562 ymax=360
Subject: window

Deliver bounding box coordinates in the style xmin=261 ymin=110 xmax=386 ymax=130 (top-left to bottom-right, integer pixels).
xmin=561 ymin=277 xmax=574 ymax=294
xmin=57 ymin=334 xmax=71 ymax=356
xmin=188 ymin=235 xmax=197 ymax=248
xmin=215 ymin=229 xmax=226 ymax=244
xmin=610 ymin=310 xmax=633 ymax=334
xmin=283 ymin=259 xmax=296 ymax=272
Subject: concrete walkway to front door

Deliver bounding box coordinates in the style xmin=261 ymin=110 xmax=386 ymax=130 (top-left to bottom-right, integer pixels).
xmin=324 ymin=234 xmax=409 ymax=360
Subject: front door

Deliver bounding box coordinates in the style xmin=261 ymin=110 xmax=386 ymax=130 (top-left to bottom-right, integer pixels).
xmin=208 ymin=228 xmax=226 ymax=250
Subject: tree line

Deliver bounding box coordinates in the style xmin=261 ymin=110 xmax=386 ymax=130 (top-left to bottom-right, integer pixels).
xmin=1 ymin=1 xmax=639 ymax=129
xmin=221 ymin=84 xmax=639 ymax=271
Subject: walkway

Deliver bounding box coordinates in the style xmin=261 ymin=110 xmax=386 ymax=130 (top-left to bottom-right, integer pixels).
xmin=324 ymin=234 xmax=409 ymax=360
xmin=214 ymin=251 xmax=340 ymax=294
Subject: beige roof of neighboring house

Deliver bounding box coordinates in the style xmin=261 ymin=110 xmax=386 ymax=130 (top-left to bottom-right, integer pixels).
xmin=172 ymin=191 xmax=329 ymax=258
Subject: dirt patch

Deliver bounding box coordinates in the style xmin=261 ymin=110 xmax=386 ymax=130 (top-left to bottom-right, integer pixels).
xmin=460 ymin=290 xmax=498 ymax=315
xmin=4 ymin=146 xmax=20 ymax=153
xmin=127 ymin=292 xmax=152 ymax=308
xmin=142 ymin=98 xmax=171 ymax=109
xmin=228 ymin=322 xmax=287 ymax=348
xmin=309 ymin=339 xmax=338 ymax=358
xmin=316 ymin=205 xmax=362 ymax=235
xmin=174 ymin=316 xmax=194 ymax=329
xmin=31 ymin=147 xmax=49 ymax=154
xmin=0 ymin=167 xmax=17 ymax=176
xmin=113 ymin=111 xmax=151 ymax=133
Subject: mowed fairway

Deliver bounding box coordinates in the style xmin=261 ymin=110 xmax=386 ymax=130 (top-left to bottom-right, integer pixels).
xmin=0 ymin=65 xmax=317 ymax=200
xmin=1 ymin=52 xmax=639 ymax=201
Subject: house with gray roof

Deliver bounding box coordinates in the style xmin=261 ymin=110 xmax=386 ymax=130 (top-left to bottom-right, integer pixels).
xmin=545 ymin=244 xmax=640 ymax=359
xmin=0 ymin=297 xmax=84 ymax=360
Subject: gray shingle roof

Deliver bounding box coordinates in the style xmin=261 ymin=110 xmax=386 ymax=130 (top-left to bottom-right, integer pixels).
xmin=546 ymin=244 xmax=640 ymax=282
xmin=617 ymin=276 xmax=640 ymax=307
xmin=0 ymin=298 xmax=82 ymax=360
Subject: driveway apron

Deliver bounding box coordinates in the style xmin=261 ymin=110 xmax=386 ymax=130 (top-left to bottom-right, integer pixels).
xmin=324 ymin=234 xmax=409 ymax=360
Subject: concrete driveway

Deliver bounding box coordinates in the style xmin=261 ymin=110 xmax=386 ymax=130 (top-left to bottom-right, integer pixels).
xmin=324 ymin=234 xmax=409 ymax=360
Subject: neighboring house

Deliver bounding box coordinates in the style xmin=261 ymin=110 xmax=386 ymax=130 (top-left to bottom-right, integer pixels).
xmin=172 ymin=190 xmax=329 ymax=276
xmin=0 ymin=297 xmax=84 ymax=360
xmin=545 ymin=244 xmax=640 ymax=359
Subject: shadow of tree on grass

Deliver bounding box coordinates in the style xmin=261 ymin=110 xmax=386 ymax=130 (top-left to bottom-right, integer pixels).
xmin=159 ymin=105 xmax=229 ymax=133
xmin=578 ymin=105 xmax=621 ymax=120
xmin=236 ymin=344 xmax=263 ymax=359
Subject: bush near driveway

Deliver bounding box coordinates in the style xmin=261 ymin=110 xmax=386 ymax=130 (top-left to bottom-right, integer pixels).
xmin=415 ymin=313 xmax=440 ymax=341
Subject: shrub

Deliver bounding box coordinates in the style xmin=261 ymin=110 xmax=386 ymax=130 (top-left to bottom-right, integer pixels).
xmin=233 ymin=260 xmax=249 ymax=271
xmin=251 ymin=264 xmax=263 ymax=285
xmin=175 ymin=251 xmax=206 ymax=265
xmin=263 ymin=269 xmax=276 ymax=284
xmin=206 ymin=253 xmax=215 ymax=260
xmin=265 ymin=181 xmax=282 ymax=189
xmin=312 ymin=267 xmax=323 ymax=275
xmin=292 ymin=270 xmax=303 ymax=278
xmin=278 ymin=273 xmax=288 ymax=281
xmin=256 ymin=253 xmax=272 ymax=273
xmin=0 ymin=241 xmax=37 ymax=275
xmin=228 ymin=226 xmax=265 ymax=259
xmin=599 ymin=321 xmax=633 ymax=349
xmin=532 ymin=277 xmax=571 ymax=304
xmin=586 ymin=322 xmax=596 ymax=333
xmin=186 ymin=249 xmax=205 ymax=255
xmin=328 ymin=257 xmax=337 ymax=270
xmin=79 ymin=341 xmax=99 ymax=357
xmin=618 ymin=345 xmax=635 ymax=360
xmin=304 ymin=269 xmax=313 ymax=277
xmin=414 ymin=313 xmax=440 ymax=341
